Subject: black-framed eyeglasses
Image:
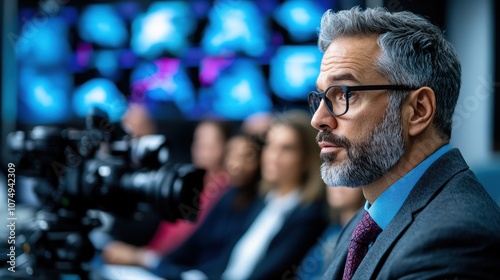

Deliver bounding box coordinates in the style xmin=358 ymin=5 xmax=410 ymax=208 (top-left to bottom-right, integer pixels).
xmin=308 ymin=84 xmax=419 ymax=117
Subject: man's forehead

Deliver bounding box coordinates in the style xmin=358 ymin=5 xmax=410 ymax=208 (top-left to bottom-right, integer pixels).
xmin=317 ymin=36 xmax=382 ymax=87
xmin=324 ymin=36 xmax=380 ymax=60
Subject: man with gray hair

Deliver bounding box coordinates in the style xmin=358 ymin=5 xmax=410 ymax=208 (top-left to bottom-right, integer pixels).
xmin=308 ymin=6 xmax=500 ymax=280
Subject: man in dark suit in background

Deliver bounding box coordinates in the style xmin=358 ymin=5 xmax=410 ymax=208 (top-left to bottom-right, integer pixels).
xmin=308 ymin=6 xmax=500 ymax=280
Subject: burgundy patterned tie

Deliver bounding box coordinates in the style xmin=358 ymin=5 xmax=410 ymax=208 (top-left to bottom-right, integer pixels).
xmin=343 ymin=211 xmax=382 ymax=280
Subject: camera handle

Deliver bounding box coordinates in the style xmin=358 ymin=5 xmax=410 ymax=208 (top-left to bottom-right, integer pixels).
xmin=16 ymin=208 xmax=101 ymax=280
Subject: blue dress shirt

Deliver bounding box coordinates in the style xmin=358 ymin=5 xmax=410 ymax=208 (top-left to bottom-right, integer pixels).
xmin=366 ymin=144 xmax=451 ymax=230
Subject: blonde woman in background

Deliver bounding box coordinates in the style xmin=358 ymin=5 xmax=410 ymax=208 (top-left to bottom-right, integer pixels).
xmin=219 ymin=110 xmax=329 ymax=280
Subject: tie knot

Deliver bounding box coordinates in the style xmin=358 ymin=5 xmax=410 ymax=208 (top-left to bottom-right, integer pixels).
xmin=351 ymin=211 xmax=382 ymax=247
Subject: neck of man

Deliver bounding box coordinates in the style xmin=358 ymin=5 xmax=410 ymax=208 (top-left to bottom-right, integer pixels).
xmin=362 ymin=130 xmax=447 ymax=205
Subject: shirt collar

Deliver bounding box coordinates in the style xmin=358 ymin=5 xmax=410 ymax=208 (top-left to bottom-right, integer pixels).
xmin=365 ymin=144 xmax=451 ymax=229
xmin=265 ymin=189 xmax=301 ymax=213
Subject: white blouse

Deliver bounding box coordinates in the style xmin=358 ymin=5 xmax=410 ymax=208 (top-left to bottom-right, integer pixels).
xmin=221 ymin=189 xmax=301 ymax=280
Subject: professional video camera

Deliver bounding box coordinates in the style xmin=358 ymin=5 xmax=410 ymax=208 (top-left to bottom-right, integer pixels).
xmin=1 ymin=108 xmax=205 ymax=280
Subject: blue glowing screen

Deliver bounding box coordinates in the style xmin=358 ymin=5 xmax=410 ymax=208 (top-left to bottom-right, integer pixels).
xmin=15 ymin=0 xmax=335 ymax=125
xmin=198 ymin=58 xmax=272 ymax=119
xmin=73 ymin=78 xmax=128 ymax=123
xmin=202 ymin=1 xmax=268 ymax=56
xmin=273 ymin=0 xmax=325 ymax=42
xmin=131 ymin=2 xmax=196 ymax=58
xmin=130 ymin=58 xmax=196 ymax=119
xmin=270 ymin=46 xmax=323 ymax=100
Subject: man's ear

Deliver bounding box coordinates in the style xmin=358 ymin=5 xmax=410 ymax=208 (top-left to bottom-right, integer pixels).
xmin=406 ymin=87 xmax=436 ymax=137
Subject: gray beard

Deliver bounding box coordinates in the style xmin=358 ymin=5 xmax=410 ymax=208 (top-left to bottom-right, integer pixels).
xmin=319 ymin=104 xmax=405 ymax=188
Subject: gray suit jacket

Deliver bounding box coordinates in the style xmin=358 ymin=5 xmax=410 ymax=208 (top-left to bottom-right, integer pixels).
xmin=323 ymin=148 xmax=500 ymax=280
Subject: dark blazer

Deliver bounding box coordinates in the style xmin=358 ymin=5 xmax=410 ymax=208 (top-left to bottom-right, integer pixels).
xmin=152 ymin=187 xmax=263 ymax=279
xmin=323 ymin=148 xmax=500 ymax=280
xmin=153 ymin=188 xmax=329 ymax=280
xmin=247 ymin=198 xmax=329 ymax=280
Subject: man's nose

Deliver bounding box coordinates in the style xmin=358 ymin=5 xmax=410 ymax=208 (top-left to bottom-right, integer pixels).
xmin=311 ymin=99 xmax=338 ymax=132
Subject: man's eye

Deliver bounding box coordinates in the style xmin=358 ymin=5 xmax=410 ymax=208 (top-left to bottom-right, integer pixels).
xmin=337 ymin=92 xmax=352 ymax=101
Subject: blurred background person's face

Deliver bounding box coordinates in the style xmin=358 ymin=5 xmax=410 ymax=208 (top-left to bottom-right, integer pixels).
xmin=191 ymin=122 xmax=226 ymax=171
xmin=121 ymin=103 xmax=157 ymax=138
xmin=225 ymin=136 xmax=260 ymax=187
xmin=326 ymin=186 xmax=364 ymax=211
xmin=261 ymin=125 xmax=304 ymax=190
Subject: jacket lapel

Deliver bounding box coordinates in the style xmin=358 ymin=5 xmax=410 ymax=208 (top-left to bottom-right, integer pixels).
xmin=322 ymin=210 xmax=363 ymax=279
xmin=352 ymin=205 xmax=413 ymax=279
xmin=352 ymin=149 xmax=469 ymax=279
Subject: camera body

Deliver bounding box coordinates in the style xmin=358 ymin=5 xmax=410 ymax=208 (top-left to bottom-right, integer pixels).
xmin=4 ymin=108 xmax=205 ymax=279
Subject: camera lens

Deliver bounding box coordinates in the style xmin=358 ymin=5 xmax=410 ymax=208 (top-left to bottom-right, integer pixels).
xmin=119 ymin=164 xmax=205 ymax=222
